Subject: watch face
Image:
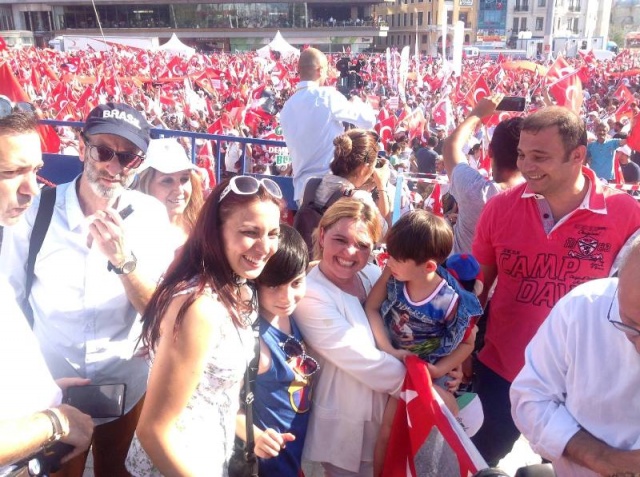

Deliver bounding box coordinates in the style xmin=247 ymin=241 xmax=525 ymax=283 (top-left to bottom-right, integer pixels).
xmin=121 ymin=259 xmax=136 ymax=274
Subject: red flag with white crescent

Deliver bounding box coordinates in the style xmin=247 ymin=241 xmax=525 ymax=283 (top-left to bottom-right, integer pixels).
xmin=464 ymin=75 xmax=491 ymax=109
xmin=545 ymin=56 xmax=573 ymax=84
xmin=381 ymin=356 xmax=486 ymax=477
xmin=548 ymin=70 xmax=584 ymax=114
xmin=375 ymin=115 xmax=397 ymax=148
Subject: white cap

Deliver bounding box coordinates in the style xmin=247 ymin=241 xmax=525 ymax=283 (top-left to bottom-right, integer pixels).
xmin=138 ymin=138 xmax=196 ymax=174
xmin=617 ymin=145 xmax=632 ymax=156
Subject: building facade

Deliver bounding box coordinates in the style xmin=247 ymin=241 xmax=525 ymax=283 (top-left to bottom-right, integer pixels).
xmin=504 ymin=0 xmax=613 ymax=54
xmin=0 ymin=0 xmax=388 ymax=52
xmin=373 ymin=0 xmax=478 ymax=55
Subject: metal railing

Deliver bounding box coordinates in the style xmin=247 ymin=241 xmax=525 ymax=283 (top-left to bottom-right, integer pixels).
xmin=41 ymin=119 xmax=297 ymax=210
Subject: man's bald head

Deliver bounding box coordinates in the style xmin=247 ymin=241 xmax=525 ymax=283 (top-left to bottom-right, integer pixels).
xmin=298 ymin=48 xmax=328 ymax=83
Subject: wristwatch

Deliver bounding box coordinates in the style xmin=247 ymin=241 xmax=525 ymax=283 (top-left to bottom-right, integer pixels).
xmin=108 ymin=252 xmax=137 ymax=275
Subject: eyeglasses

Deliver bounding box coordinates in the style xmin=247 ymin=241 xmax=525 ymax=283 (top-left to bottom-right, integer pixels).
xmin=280 ymin=336 xmax=319 ymax=378
xmin=82 ymin=133 xmax=145 ymax=170
xmin=219 ymin=176 xmax=283 ymax=203
xmin=0 ymin=98 xmax=37 ymax=119
xmin=607 ymin=286 xmax=640 ymax=338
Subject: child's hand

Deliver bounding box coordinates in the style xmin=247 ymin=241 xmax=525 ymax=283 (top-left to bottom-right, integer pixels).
xmin=390 ymin=348 xmax=413 ymax=361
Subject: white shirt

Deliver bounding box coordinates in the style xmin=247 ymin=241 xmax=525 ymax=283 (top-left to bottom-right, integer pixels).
xmin=510 ymin=278 xmax=640 ymax=477
xmin=294 ymin=264 xmax=405 ymax=472
xmin=279 ymin=81 xmax=376 ymax=202
xmin=0 ymin=278 xmax=61 ymax=476
xmin=0 ymin=178 xmax=175 ymax=420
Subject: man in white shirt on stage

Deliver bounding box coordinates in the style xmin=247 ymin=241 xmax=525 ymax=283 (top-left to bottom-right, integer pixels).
xmin=280 ymin=47 xmax=376 ymax=204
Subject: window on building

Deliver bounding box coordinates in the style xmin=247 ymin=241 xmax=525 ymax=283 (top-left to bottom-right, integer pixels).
xmin=520 ymin=17 xmax=527 ymax=30
xmin=535 ymin=17 xmax=543 ymax=30
xmin=571 ymin=17 xmax=579 ymax=33
xmin=422 ymin=34 xmax=428 ymax=43
xmin=427 ymin=11 xmax=431 ymax=24
xmin=513 ymin=17 xmax=519 ymax=33
xmin=538 ymin=0 xmax=546 ymax=5
xmin=391 ymin=15 xmax=394 ymax=27
xmin=447 ymin=11 xmax=452 ymax=24
xmin=418 ymin=11 xmax=423 ymax=25
xmin=410 ymin=12 xmax=414 ymax=26
xmin=404 ymin=13 xmax=407 ymax=25
xmin=403 ymin=34 xmax=407 ymax=45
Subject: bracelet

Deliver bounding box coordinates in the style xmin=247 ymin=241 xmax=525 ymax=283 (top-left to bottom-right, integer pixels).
xmin=42 ymin=408 xmax=66 ymax=445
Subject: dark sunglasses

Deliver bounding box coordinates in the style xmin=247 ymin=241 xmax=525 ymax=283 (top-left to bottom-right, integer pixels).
xmin=607 ymin=286 xmax=640 ymax=338
xmin=81 ymin=133 xmax=145 ymax=170
xmin=0 ymin=98 xmax=37 ymax=119
xmin=280 ymin=337 xmax=319 ymax=378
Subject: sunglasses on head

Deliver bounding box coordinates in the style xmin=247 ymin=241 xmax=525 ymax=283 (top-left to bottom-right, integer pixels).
xmin=0 ymin=98 xmax=37 ymax=120
xmin=280 ymin=336 xmax=319 ymax=378
xmin=219 ymin=175 xmax=283 ymax=203
xmin=81 ymin=133 xmax=145 ymax=170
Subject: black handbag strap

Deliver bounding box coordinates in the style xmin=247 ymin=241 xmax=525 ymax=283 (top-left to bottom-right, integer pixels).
xmin=24 ymin=187 xmax=57 ymax=328
xmin=242 ymin=323 xmax=261 ymax=476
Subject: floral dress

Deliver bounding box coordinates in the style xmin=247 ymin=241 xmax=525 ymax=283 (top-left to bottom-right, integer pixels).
xmin=126 ymin=289 xmax=255 ymax=476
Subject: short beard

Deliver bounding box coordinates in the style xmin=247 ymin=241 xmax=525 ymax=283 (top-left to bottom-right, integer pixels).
xmin=83 ymin=157 xmax=131 ymax=200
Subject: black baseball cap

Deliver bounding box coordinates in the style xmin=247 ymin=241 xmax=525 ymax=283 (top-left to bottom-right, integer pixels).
xmin=84 ymin=103 xmax=151 ymax=153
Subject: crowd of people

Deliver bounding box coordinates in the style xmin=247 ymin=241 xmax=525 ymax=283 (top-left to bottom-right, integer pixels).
xmin=1 ymin=39 xmax=640 ymax=477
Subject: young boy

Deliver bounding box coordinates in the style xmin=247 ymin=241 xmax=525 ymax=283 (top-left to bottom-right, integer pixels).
xmin=364 ymin=210 xmax=483 ymax=476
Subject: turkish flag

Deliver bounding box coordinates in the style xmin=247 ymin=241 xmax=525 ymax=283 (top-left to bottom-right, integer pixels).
xmin=375 ymin=115 xmax=397 ymax=148
xmin=548 ymin=70 xmax=584 ymax=114
xmin=432 ymin=98 xmax=453 ymax=130
xmin=614 ymin=100 xmax=635 ymax=122
xmin=612 ymin=83 xmax=635 ymax=103
xmin=425 ymin=183 xmax=443 ymax=217
xmin=0 ymin=61 xmax=31 ymax=102
xmin=0 ymin=61 xmax=60 ymax=153
xmin=613 ymin=155 xmax=624 ymax=185
xmin=464 ymin=76 xmax=491 ymax=108
xmin=546 ymin=56 xmax=573 ymax=84
xmin=381 ymin=356 xmax=486 ymax=477
xmin=207 ymin=113 xmax=234 ymax=135
xmin=628 ymin=118 xmax=640 ymax=152
xmin=0 ymin=36 xmax=6 ymax=51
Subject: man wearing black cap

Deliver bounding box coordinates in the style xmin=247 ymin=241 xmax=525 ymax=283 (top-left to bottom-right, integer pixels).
xmin=0 ymin=103 xmax=175 ymax=477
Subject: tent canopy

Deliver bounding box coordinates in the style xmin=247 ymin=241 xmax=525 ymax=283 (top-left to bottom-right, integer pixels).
xmin=159 ymin=33 xmax=195 ymax=56
xmin=256 ymin=31 xmax=299 ymax=61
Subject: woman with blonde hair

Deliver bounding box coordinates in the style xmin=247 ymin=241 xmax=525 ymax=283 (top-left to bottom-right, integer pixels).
xmin=136 ymin=138 xmax=205 ymax=244
xmin=295 ymin=197 xmax=405 ymax=476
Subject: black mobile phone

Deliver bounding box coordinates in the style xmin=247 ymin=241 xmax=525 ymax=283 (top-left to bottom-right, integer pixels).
xmin=64 ymin=384 xmax=126 ymax=418
xmin=119 ymin=204 xmax=134 ymax=220
xmin=496 ymin=96 xmax=526 ymax=112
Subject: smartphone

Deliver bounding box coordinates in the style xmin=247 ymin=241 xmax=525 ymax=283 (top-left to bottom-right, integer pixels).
xmin=64 ymin=384 xmax=126 ymax=418
xmin=119 ymin=204 xmax=134 ymax=220
xmin=496 ymin=96 xmax=526 ymax=112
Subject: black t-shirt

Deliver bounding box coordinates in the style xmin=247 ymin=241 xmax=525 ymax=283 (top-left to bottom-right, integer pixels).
xmin=416 ymin=147 xmax=438 ymax=174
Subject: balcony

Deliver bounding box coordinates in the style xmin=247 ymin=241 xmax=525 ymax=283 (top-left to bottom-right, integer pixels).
xmin=514 ymin=3 xmax=530 ymax=11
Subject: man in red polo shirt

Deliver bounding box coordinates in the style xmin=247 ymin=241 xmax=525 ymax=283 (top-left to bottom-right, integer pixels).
xmin=471 ymin=106 xmax=640 ymax=465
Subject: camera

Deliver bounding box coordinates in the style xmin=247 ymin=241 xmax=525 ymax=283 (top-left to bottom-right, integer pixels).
xmin=335 ymin=57 xmax=366 ymax=99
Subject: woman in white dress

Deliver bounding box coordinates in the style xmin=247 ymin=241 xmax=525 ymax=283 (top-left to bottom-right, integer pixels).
xmin=126 ymin=176 xmax=284 ymax=476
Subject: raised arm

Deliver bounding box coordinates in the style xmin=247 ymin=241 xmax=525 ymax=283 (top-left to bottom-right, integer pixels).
xmin=442 ymin=94 xmax=504 ymax=180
